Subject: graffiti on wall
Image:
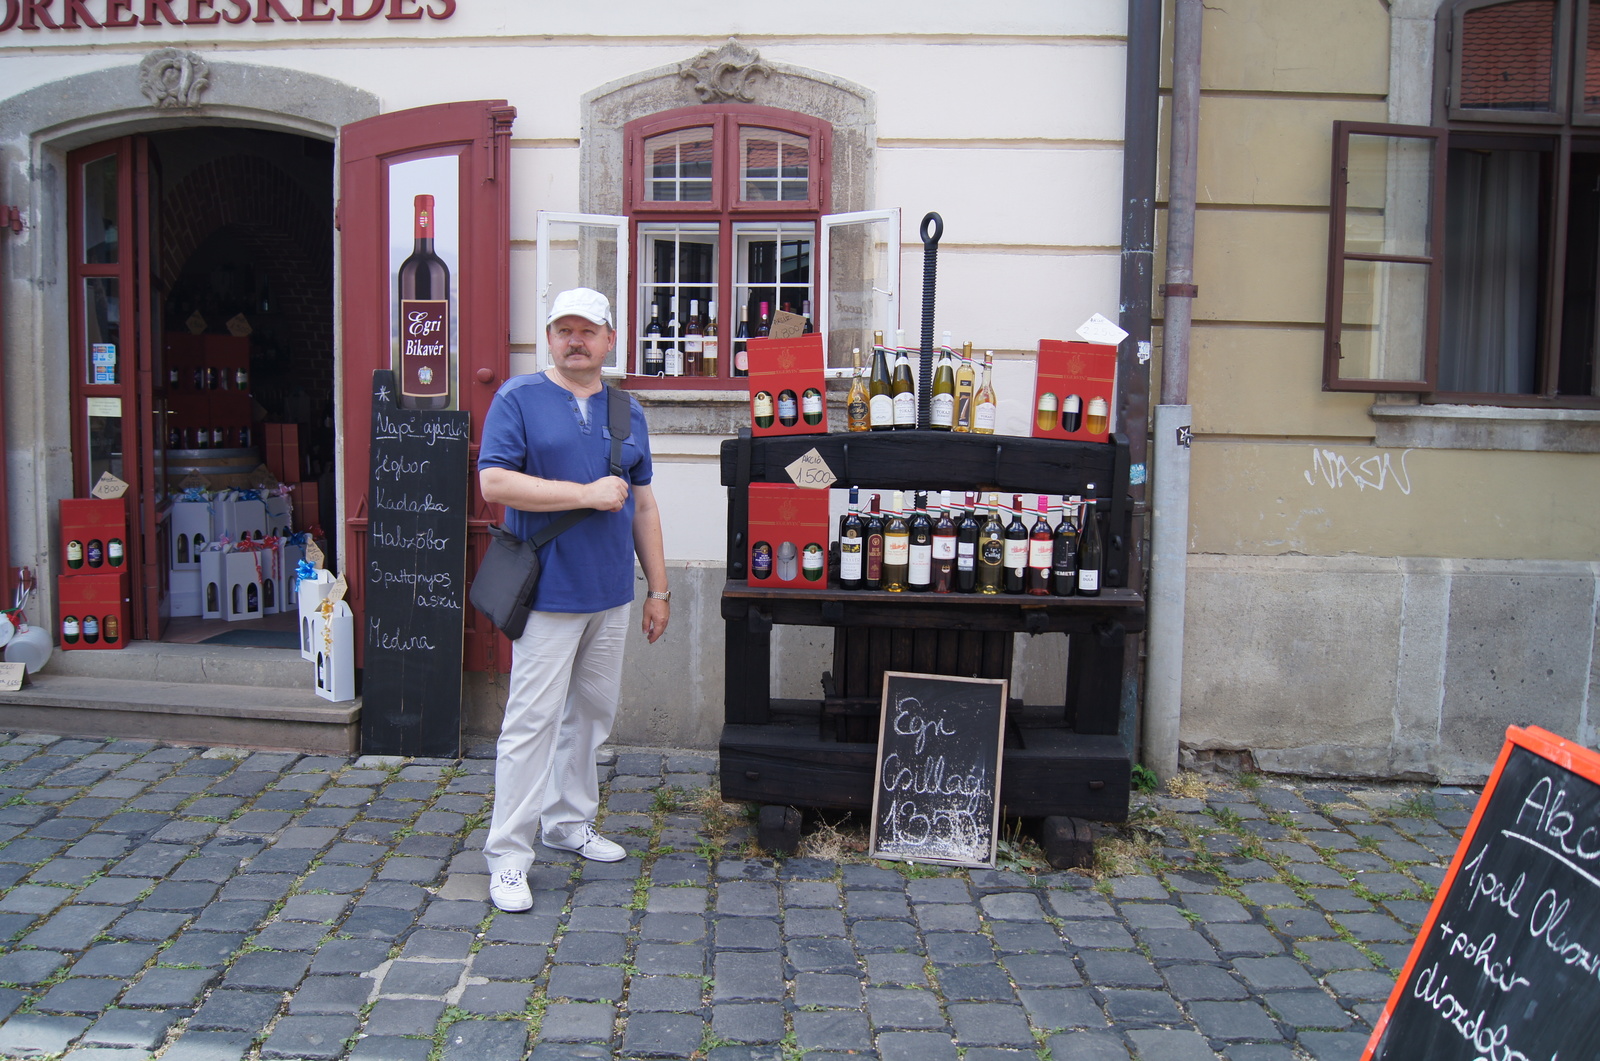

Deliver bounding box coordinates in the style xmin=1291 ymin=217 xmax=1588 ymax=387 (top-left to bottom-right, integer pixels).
xmin=1303 ymin=446 xmax=1414 ymax=494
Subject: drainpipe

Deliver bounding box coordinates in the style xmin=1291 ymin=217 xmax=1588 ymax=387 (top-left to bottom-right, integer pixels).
xmin=1144 ymin=0 xmax=1203 ymax=780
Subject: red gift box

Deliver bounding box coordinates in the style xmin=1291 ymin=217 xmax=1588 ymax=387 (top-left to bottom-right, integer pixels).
xmin=58 ymin=571 xmax=130 ymax=651
xmin=746 ymin=335 xmax=829 ymax=437
xmin=748 ymin=483 xmax=831 ymax=587
xmin=59 ymin=498 xmax=129 ymax=578
xmin=1031 ymin=340 xmax=1117 ymax=442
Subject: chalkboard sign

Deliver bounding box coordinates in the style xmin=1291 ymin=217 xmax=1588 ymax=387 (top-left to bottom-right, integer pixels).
xmin=868 ymin=671 xmax=1007 ymax=868
xmin=1365 ymin=725 xmax=1600 ymax=1061
xmin=361 ymin=370 xmax=470 ymax=757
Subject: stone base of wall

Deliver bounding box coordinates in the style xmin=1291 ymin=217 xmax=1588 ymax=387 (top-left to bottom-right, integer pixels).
xmin=1181 ymin=554 xmax=1600 ymax=783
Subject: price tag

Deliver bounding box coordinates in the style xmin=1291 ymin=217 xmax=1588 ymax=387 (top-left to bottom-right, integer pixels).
xmin=327 ymin=572 xmax=348 ymax=604
xmin=305 ymin=540 xmax=326 ymax=569
xmin=90 ymin=471 xmax=130 ymax=500
xmin=1076 ymin=312 xmax=1129 ymax=346
xmin=784 ymin=448 xmax=837 ymax=490
xmin=0 ymin=663 xmax=26 ymax=692
xmin=769 ymin=309 xmax=807 ymax=339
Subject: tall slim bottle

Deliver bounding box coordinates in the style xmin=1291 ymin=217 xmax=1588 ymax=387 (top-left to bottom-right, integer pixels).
xmin=868 ymin=331 xmax=894 ymax=431
xmin=864 ymin=494 xmax=885 ymax=591
xmin=701 ymin=302 xmax=719 ymax=377
xmin=1027 ymin=495 xmax=1052 ymax=595
xmin=891 ymin=330 xmax=915 ymax=429
xmin=932 ymin=490 xmax=957 ymax=593
xmin=398 ymin=193 xmax=450 ymax=410
xmin=642 ymin=302 xmax=665 ymax=377
xmin=683 ymin=299 xmax=704 ymax=376
xmin=756 ymin=301 xmax=772 ymax=338
xmin=1003 ymin=494 xmax=1029 ymax=594
xmin=973 ymin=350 xmax=997 ymax=434
xmin=1077 ymin=484 xmax=1103 ymax=597
xmin=882 ymin=491 xmax=910 ymax=592
xmin=930 ymin=332 xmax=955 ymax=430
xmin=955 ymin=491 xmax=979 ymax=593
xmin=1051 ymin=496 xmax=1079 ymax=596
xmin=839 ymin=486 xmax=865 ymax=590
xmin=664 ymin=297 xmax=683 ymax=376
xmin=907 ymin=492 xmax=933 ymax=592
xmin=954 ymin=341 xmax=976 ymax=432
xmin=846 ymin=348 xmax=870 ymax=432
xmin=977 ymin=495 xmax=1005 ymax=595
xmin=733 ymin=305 xmax=750 ymax=376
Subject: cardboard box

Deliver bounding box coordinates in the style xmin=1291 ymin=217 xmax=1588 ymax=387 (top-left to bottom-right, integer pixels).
xmin=59 ymin=498 xmax=129 ymax=577
xmin=169 ymin=568 xmax=202 ymax=618
xmin=199 ymin=544 xmax=227 ymax=620
xmin=222 ymin=547 xmax=266 ymax=622
xmin=311 ymin=600 xmax=355 ymax=702
xmin=746 ymin=335 xmax=829 ymax=438
xmin=263 ymin=494 xmax=293 ymax=539
xmin=265 ymin=423 xmax=303 ymax=484
xmin=169 ymin=500 xmax=212 ymax=570
xmin=214 ymin=493 xmax=268 ymax=543
xmin=291 ymin=482 xmax=322 ymax=534
xmin=58 ymin=571 xmax=130 ymax=651
xmin=747 ymin=483 xmax=831 ymax=586
xmin=1031 ymin=340 xmax=1117 ymax=442
xmin=297 ymin=569 xmax=336 ymax=662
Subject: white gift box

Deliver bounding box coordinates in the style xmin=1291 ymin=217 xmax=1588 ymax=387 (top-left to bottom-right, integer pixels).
xmin=263 ymin=494 xmax=293 ymax=539
xmin=312 ymin=600 xmax=355 ymax=702
xmin=223 ymin=548 xmax=266 ymax=622
xmin=216 ymin=493 xmax=268 ymax=543
xmin=169 ymin=568 xmax=202 ymax=618
xmin=199 ymin=544 xmax=227 ymax=620
xmin=297 ymin=569 xmax=336 ymax=662
xmin=269 ymin=538 xmax=306 ymax=617
xmin=169 ymin=501 xmax=212 ymax=570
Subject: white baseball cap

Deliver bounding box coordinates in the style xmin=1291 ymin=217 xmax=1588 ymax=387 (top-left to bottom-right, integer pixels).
xmin=547 ymin=287 xmax=613 ymax=328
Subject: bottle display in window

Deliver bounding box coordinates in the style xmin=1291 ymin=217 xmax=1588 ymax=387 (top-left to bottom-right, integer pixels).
xmin=397 ymin=193 xmax=451 ymax=410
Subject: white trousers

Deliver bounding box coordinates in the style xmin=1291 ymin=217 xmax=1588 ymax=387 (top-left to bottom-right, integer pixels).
xmin=483 ymin=604 xmax=629 ymax=875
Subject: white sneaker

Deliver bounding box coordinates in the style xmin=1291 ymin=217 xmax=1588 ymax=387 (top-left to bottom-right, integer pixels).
xmin=488 ymin=868 xmax=532 ymax=912
xmin=544 ymin=824 xmax=627 ymax=862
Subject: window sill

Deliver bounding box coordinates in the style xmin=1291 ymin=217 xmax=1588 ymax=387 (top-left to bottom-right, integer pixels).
xmin=633 ymin=389 xmax=751 ymax=435
xmin=1370 ymin=401 xmax=1600 ymax=453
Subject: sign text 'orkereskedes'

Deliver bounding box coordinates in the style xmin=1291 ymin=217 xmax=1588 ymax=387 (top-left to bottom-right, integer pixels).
xmin=0 ymin=0 xmax=455 ymax=33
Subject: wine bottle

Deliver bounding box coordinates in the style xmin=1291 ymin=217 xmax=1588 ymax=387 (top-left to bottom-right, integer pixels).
xmin=977 ymin=494 xmax=1005 ymax=595
xmin=87 ymin=539 xmax=104 ymax=568
xmin=1061 ymin=392 xmax=1082 ymax=433
xmin=932 ymin=490 xmax=957 ymax=593
xmin=846 ymin=348 xmax=870 ymax=432
xmin=67 ymin=539 xmax=84 ymax=570
xmin=1086 ymin=396 xmax=1110 ymax=435
xmin=752 ymin=540 xmax=773 ymax=579
xmin=1027 ymin=495 xmax=1052 ymax=595
xmin=664 ymin=297 xmax=683 ymax=377
xmin=777 ymin=389 xmax=799 ymax=427
xmin=734 ymin=304 xmax=750 ymax=376
xmin=702 ymin=302 xmax=719 ymax=377
xmin=683 ymin=299 xmax=704 ymax=377
xmin=955 ymin=491 xmax=979 ymax=593
xmin=891 ymin=330 xmax=915 ymax=429
xmin=756 ymin=301 xmax=772 ymax=338
xmin=931 ymin=332 xmax=955 ymax=430
xmin=108 ymin=538 xmax=124 ymax=568
xmin=802 ymin=298 xmax=814 ymax=334
xmin=954 ymin=341 xmax=976 ymax=432
xmin=1051 ymin=496 xmax=1079 ymax=596
xmin=907 ymin=492 xmax=933 ymax=592
xmin=802 ymin=543 xmax=825 ymax=582
xmin=643 ymin=303 xmax=665 ymax=377
xmin=839 ymin=486 xmax=864 ymax=590
xmin=752 ymin=390 xmax=776 ymax=429
xmin=801 ymin=387 xmax=824 ymax=426
xmin=398 ymin=193 xmax=450 ymax=410
xmin=1003 ymin=495 xmax=1029 ymax=594
xmin=1077 ymin=484 xmax=1103 ymax=597
xmin=864 ymin=493 xmax=885 ymax=590
xmin=62 ymin=615 xmax=80 ymax=644
xmin=83 ymin=615 xmax=100 ymax=644
xmin=974 ymin=350 xmax=997 ymax=434
xmin=868 ymin=331 xmax=894 ymax=431
xmin=1036 ymin=391 xmax=1059 ymax=432
xmin=883 ymin=491 xmax=910 ymax=592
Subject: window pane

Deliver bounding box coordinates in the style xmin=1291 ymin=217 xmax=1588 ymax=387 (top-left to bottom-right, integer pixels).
xmin=1440 ymin=147 xmax=1543 ymax=393
xmin=1345 ymin=134 xmax=1436 ymax=257
xmin=1336 ymin=260 xmax=1432 ymax=383
xmin=542 ymin=218 xmax=623 ymax=372
xmin=1459 ymin=0 xmax=1558 ymax=113
xmin=740 ymin=128 xmax=810 ymax=202
xmin=735 ymin=222 xmax=814 ymax=333
xmin=1560 ymin=150 xmax=1600 ymax=394
xmin=82 ymin=153 xmax=119 ymax=264
xmin=84 ymin=277 xmax=121 ymax=385
xmin=637 ymin=223 xmax=718 ymax=376
xmin=1586 ymin=0 xmax=1600 ymax=113
xmin=643 ymin=127 xmax=714 ymax=203
xmin=825 ymin=217 xmax=897 ymax=366
xmin=86 ymin=397 xmax=124 ymax=491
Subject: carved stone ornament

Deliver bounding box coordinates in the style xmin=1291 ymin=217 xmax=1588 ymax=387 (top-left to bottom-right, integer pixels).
xmin=678 ymin=39 xmax=772 ymax=104
xmin=140 ymin=49 xmax=211 ymax=109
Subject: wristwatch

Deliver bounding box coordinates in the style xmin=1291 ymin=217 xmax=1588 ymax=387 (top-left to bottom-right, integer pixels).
xmin=647 ymin=590 xmax=671 ymax=602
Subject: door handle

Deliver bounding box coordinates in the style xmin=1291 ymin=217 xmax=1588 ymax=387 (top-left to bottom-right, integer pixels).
xmin=475 ymin=368 xmax=496 ymax=385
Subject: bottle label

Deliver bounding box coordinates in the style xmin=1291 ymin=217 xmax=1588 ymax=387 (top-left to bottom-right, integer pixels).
xmin=802 ymin=547 xmax=824 ymax=581
xmin=752 ymin=393 xmax=774 ymax=418
xmin=931 ymin=393 xmax=954 ymax=427
xmin=735 ymin=347 xmax=749 ymax=372
xmin=1004 ymin=540 xmax=1028 ymax=570
xmin=684 ymin=335 xmax=703 ymax=354
xmin=1078 ymin=568 xmax=1100 ymax=592
xmin=980 ymin=540 xmax=1004 ymax=567
xmin=957 ymin=541 xmax=976 ymax=570
xmin=908 ymin=545 xmax=932 ymax=583
xmin=847 ymin=397 xmax=869 ymax=427
xmin=665 ymin=347 xmax=683 ymax=376
xmin=400 ymin=299 xmax=450 ymax=399
xmin=869 ymin=394 xmax=893 ymax=426
xmin=975 ymin=401 xmax=997 ymax=431
xmin=702 ymin=338 xmax=718 ymax=368
xmin=933 ymin=535 xmax=957 ymax=560
xmin=801 ymin=391 xmax=823 ymax=417
xmin=884 ymin=535 xmax=910 ymax=565
xmin=866 ymin=535 xmax=884 ymax=579
xmin=1029 ymin=539 xmax=1053 ymax=569
xmin=840 ymin=539 xmax=863 ymax=581
xmin=893 ymin=392 xmax=915 ymax=425
xmin=777 ymin=394 xmax=798 ymax=419
xmin=955 ymin=384 xmax=975 ymax=427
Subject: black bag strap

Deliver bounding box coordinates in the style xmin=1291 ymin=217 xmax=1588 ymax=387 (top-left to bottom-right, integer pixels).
xmin=526 ymin=384 xmax=631 ymax=548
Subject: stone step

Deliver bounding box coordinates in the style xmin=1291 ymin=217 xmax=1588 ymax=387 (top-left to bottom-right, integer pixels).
xmin=40 ymin=640 xmax=312 ymax=690
xmin=0 ymin=673 xmax=359 ymax=756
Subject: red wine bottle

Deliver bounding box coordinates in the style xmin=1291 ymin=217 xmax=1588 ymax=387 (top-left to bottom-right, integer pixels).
xmin=398 ymin=194 xmax=450 ymax=410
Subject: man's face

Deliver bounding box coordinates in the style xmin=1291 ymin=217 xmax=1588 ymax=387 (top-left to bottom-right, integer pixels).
xmin=548 ymin=315 xmax=614 ymax=373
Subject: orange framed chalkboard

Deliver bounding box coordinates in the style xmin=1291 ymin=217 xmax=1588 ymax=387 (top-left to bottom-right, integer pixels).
xmin=1363 ymin=725 xmax=1600 ymax=1061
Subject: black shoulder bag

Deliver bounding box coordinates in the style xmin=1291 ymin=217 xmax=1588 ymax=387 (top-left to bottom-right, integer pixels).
xmin=469 ymin=385 xmax=632 ymax=640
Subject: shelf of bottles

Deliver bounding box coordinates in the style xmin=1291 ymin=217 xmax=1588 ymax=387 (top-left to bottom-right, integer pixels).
xmin=161 ymin=334 xmax=257 ymax=452
xmin=839 ymin=331 xmax=995 ymax=434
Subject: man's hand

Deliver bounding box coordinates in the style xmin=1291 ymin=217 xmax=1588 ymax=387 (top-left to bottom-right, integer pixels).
xmin=581 ymin=475 xmax=630 ymax=512
xmin=642 ymin=597 xmax=669 ymax=643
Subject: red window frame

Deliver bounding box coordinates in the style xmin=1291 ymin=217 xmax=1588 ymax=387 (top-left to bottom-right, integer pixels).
xmin=623 ymin=104 xmax=832 ymax=391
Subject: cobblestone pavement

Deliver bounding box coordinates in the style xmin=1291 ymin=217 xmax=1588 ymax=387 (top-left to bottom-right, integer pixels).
xmin=0 ymin=731 xmax=1479 ymax=1060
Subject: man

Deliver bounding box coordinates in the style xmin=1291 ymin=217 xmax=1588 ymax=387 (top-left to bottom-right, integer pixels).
xmin=476 ymin=287 xmax=670 ymax=913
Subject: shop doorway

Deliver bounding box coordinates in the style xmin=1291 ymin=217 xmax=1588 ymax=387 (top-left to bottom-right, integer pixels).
xmin=67 ymin=128 xmax=335 ymax=646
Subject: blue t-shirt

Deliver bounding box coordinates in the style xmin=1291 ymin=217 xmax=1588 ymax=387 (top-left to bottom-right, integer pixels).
xmin=477 ymin=372 xmax=653 ymax=614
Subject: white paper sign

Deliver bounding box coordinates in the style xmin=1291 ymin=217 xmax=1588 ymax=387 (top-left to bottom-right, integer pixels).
xmin=0 ymin=662 xmax=27 ymax=692
xmin=785 ymin=449 xmax=837 ymax=490
xmin=1077 ymin=313 xmax=1130 ymax=347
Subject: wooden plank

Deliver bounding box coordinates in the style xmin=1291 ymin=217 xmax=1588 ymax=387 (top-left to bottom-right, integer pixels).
xmin=844 ymin=626 xmax=870 ymax=699
xmin=1067 ymin=621 xmax=1126 ymax=736
xmin=956 ymin=630 xmax=984 ymax=678
xmin=911 ymin=628 xmax=939 ymax=674
xmin=723 ymin=614 xmax=771 ymax=726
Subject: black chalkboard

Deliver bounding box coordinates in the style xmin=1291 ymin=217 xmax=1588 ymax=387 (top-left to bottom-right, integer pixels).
xmin=1365 ymin=725 xmax=1600 ymax=1061
xmin=360 ymin=370 xmax=470 ymax=757
xmin=868 ymin=671 xmax=1007 ymax=867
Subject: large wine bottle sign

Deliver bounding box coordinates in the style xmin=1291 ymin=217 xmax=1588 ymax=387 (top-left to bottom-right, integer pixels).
xmin=388 ymin=156 xmax=459 ymax=411
xmin=868 ymin=672 xmax=1007 ymax=868
xmin=361 ymin=369 xmax=470 ymax=757
xmin=1363 ymin=725 xmax=1600 ymax=1061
